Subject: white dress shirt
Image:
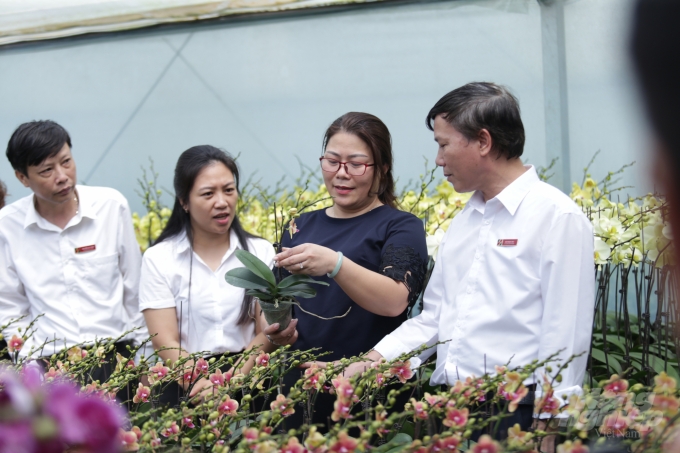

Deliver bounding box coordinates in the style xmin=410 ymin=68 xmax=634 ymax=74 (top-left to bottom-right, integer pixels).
xmin=375 ymin=166 xmax=595 ymax=399
xmin=0 ymin=185 xmax=146 ymax=356
xmin=139 ymin=230 xmax=274 ymax=355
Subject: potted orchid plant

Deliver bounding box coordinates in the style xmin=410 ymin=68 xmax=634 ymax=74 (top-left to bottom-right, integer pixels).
xmin=225 ymin=249 xmax=328 ymax=330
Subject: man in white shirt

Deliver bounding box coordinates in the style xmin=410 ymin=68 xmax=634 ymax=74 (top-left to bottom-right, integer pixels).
xmin=353 ymin=82 xmax=595 ymax=439
xmin=0 ymin=120 xmax=146 ymax=384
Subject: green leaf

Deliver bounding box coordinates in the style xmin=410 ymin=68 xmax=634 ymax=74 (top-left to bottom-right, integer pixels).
xmin=590 ymin=348 xmax=623 ymax=374
xmin=234 ymin=250 xmax=276 ymax=287
xmin=375 ymin=433 xmax=413 ymax=453
xmin=225 ymin=268 xmax=272 ymax=291
xmin=591 ymin=334 xmax=628 ymax=354
xmin=628 ymin=353 xmax=680 ymax=380
xmin=278 ymin=274 xmax=330 ymax=288
xmin=245 ymin=289 xmax=275 ymax=300
xmin=280 ymin=288 xmax=318 ymax=298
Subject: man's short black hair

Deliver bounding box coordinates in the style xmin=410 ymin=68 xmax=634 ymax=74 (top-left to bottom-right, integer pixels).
xmin=631 ymin=0 xmax=680 ymax=164
xmin=6 ymin=120 xmax=72 ymax=175
xmin=426 ymin=82 xmax=525 ymax=160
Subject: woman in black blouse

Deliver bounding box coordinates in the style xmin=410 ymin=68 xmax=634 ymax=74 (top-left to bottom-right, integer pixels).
xmin=266 ymin=112 xmax=428 ymax=427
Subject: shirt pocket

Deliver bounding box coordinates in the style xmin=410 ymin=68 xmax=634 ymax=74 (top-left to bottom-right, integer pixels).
xmin=73 ymin=253 xmax=120 ymax=302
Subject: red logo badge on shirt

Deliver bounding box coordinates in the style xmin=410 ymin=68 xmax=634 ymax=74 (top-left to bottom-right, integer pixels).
xmin=75 ymin=244 xmax=96 ymax=254
xmin=497 ymin=239 xmax=518 ymax=247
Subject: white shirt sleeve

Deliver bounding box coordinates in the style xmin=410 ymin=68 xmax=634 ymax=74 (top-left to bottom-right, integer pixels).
xmin=537 ymin=211 xmax=595 ymax=402
xmin=374 ymin=240 xmax=444 ymax=361
xmin=139 ymin=246 xmax=177 ymax=312
xmin=116 ymin=200 xmax=147 ymax=346
xmin=0 ymin=234 xmax=31 ymax=341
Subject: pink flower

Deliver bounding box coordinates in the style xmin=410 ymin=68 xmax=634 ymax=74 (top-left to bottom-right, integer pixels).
xmin=503 ymin=385 xmax=529 ymax=413
xmin=178 ymin=368 xmax=199 ymax=386
xmin=600 ymin=411 xmax=630 ymax=437
xmin=217 ymin=395 xmax=239 ymax=416
xmin=410 ymin=398 xmax=429 ymax=420
xmin=148 ymin=430 xmax=161 ymax=447
xmin=160 ymin=421 xmax=180 ymax=438
xmin=441 ymin=434 xmax=461 ymax=452
xmin=331 ymin=398 xmax=352 ymax=422
xmin=302 ymin=364 xmax=326 ymax=391
xmin=7 ymin=334 xmax=23 ymax=353
xmin=375 ymin=373 xmax=385 ymax=387
xmin=270 ymin=394 xmax=295 ymax=416
xmin=209 ymin=368 xmax=227 ymax=387
xmin=473 ymin=435 xmax=500 ymax=453
xmin=132 ymin=382 xmax=151 ymax=404
xmin=182 ymin=416 xmax=195 ymax=429
xmin=331 ymin=375 xmax=354 ymax=401
xmin=243 ymin=427 xmax=259 ymax=442
xmin=443 ymin=406 xmax=469 ymax=429
xmin=44 ymin=366 xmax=62 ymax=381
xmin=535 ymin=389 xmax=560 ymax=416
xmin=389 ymin=360 xmax=414 ymax=384
xmin=557 ymin=440 xmax=589 ymax=453
xmin=329 ymin=431 xmax=359 ymax=453
xmin=428 ymin=434 xmax=461 ymax=453
xmin=281 ymin=437 xmax=305 ymax=453
xmin=649 ymin=393 xmax=680 ymax=414
xmin=120 ymin=429 xmax=140 ymax=451
xmin=424 ymin=392 xmax=444 ymax=408
xmin=256 ymin=351 xmax=270 ymax=367
xmin=195 ymin=357 xmax=210 ymax=375
xmin=602 ymin=375 xmax=629 ymax=398
xmin=43 ymin=382 xmax=125 ymax=453
xmin=148 ymin=362 xmax=169 ymax=385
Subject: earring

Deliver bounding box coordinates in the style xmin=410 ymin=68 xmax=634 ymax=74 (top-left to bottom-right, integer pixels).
xmin=184 ymin=208 xmax=188 ymax=213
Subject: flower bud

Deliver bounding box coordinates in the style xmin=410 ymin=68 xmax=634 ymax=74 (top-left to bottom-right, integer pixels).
xmin=182 ymin=438 xmax=191 ymax=446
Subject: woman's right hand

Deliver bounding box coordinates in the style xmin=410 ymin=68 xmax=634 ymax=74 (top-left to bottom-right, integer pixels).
xmin=263 ymin=319 xmax=298 ymax=347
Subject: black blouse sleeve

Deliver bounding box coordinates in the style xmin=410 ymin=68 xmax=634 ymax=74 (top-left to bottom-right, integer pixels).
xmin=378 ymin=214 xmax=428 ymax=309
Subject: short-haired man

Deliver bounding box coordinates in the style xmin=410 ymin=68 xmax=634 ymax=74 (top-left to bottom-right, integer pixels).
xmin=0 ymin=120 xmax=146 ymax=382
xmin=354 ymin=82 xmax=595 ymax=439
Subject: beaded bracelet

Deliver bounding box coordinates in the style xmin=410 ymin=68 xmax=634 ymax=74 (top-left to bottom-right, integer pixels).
xmin=327 ymin=251 xmax=344 ymax=278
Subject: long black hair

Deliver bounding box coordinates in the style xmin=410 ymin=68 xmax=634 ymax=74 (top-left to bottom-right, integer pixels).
xmin=155 ymin=145 xmax=256 ymax=326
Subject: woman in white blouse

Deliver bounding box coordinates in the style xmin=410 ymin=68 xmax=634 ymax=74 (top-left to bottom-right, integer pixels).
xmin=140 ymin=145 xmax=275 ymax=406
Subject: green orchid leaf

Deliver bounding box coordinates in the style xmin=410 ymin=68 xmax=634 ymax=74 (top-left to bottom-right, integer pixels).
xmin=234 ymin=249 xmax=276 ymax=287
xmin=245 ymin=289 xmax=275 ymax=300
xmin=279 ymin=287 xmax=317 ymax=298
xmin=225 ymin=268 xmax=273 ymax=291
xmin=278 ymin=274 xmax=330 ymax=288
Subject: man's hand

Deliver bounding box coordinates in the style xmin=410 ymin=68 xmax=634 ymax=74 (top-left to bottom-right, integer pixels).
xmin=188 ymin=377 xmax=214 ymax=402
xmin=263 ymin=319 xmax=298 ymax=347
xmin=300 ymin=350 xmax=384 ymax=378
xmin=533 ymin=419 xmax=558 ymax=453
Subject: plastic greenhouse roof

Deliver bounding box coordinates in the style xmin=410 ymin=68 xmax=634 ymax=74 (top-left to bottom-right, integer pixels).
xmin=0 ymin=0 xmax=386 ymax=46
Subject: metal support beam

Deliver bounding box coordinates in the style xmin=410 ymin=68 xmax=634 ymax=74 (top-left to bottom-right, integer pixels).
xmin=539 ymin=0 xmax=571 ymax=191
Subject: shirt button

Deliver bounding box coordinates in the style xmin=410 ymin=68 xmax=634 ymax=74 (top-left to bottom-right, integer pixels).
xmin=475 ymin=254 xmax=480 ymax=260
xmin=484 ymin=220 xmax=490 ymax=225
xmin=466 ymin=287 xmax=472 ymax=294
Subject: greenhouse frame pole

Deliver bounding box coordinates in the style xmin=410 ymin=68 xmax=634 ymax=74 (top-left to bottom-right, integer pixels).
xmin=539 ymin=0 xmax=571 ymax=192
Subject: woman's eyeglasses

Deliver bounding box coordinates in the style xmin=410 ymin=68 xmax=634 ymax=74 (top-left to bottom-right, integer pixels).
xmin=319 ymin=157 xmax=375 ymax=176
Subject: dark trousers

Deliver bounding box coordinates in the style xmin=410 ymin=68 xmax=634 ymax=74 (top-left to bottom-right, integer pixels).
xmin=442 ymin=384 xmax=535 ymax=442
xmin=0 ymin=339 xmax=10 ymax=362
xmin=36 ymin=341 xmax=134 ymax=407
xmin=157 ymin=353 xmax=238 ymax=409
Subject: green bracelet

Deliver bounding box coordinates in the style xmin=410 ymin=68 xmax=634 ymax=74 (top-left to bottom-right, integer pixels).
xmin=327 ymin=251 xmax=344 ymax=278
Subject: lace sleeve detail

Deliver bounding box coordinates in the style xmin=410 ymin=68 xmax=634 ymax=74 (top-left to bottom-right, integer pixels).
xmin=379 ymin=244 xmax=427 ymax=308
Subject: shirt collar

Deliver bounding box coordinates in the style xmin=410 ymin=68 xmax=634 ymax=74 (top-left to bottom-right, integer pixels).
xmin=75 ymin=186 xmax=98 ymax=221
xmin=465 ymin=165 xmax=539 ymax=216
xmin=174 ymin=228 xmax=243 ymax=257
xmin=494 ymin=165 xmax=539 ymax=216
xmin=23 ymin=185 xmax=96 ymax=230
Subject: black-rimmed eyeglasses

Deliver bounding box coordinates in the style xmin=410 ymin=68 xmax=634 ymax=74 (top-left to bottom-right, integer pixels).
xmin=319 ymin=157 xmax=375 ymax=176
